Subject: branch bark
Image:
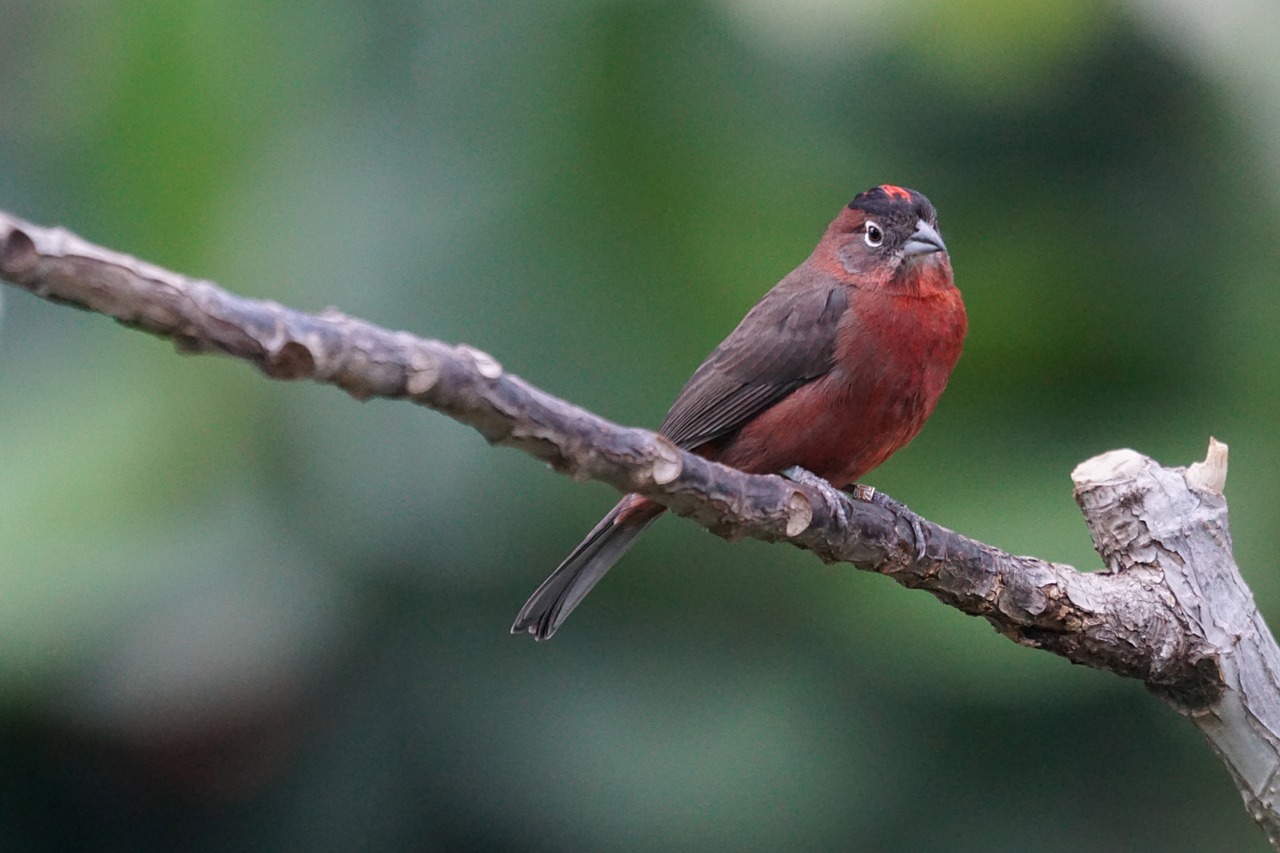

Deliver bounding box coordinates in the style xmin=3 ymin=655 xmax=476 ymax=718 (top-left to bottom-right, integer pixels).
xmin=3 ymin=209 xmax=1280 ymax=845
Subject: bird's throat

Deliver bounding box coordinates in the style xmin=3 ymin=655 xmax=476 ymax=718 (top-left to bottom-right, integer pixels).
xmin=896 ymin=256 xmax=954 ymax=297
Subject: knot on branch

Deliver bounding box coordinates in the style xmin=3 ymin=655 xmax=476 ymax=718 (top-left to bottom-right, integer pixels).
xmin=262 ymin=340 xmax=317 ymax=379
xmin=0 ymin=224 xmax=38 ymax=277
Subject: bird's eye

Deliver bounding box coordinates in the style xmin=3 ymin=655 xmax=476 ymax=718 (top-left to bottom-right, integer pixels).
xmin=864 ymin=222 xmax=884 ymax=247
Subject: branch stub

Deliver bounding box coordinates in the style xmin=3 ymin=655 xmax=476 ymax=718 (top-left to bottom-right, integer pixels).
xmin=648 ymin=436 xmax=683 ymax=485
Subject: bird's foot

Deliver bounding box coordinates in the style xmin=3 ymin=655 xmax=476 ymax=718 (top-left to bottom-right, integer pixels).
xmin=849 ymin=485 xmax=928 ymax=563
xmin=782 ymin=466 xmax=849 ymax=529
xmin=782 ymin=470 xmax=927 ymax=563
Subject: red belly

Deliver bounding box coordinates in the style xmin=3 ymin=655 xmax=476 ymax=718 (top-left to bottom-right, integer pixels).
xmin=709 ymin=369 xmax=931 ymax=488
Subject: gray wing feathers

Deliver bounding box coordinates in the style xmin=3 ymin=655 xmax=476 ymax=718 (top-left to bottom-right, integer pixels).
xmin=658 ymin=278 xmax=846 ymax=450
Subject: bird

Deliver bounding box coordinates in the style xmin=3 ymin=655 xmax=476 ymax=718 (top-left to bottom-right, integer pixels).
xmin=512 ymin=185 xmax=967 ymax=640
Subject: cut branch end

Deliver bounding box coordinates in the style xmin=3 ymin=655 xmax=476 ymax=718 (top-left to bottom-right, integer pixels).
xmin=1186 ymin=437 xmax=1229 ymax=493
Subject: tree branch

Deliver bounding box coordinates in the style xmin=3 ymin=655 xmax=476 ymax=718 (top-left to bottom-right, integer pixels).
xmin=3 ymin=209 xmax=1280 ymax=846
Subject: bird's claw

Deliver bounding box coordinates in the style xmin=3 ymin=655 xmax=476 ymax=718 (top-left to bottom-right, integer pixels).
xmin=854 ymin=487 xmax=928 ymax=563
xmin=783 ymin=469 xmax=928 ymax=563
xmin=782 ymin=466 xmax=850 ymax=529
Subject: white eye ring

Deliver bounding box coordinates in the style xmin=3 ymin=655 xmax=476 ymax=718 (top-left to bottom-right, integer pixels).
xmin=864 ymin=222 xmax=884 ymax=247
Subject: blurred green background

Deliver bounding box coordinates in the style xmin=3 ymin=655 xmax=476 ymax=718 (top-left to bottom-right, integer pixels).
xmin=2 ymin=1 xmax=1278 ymax=850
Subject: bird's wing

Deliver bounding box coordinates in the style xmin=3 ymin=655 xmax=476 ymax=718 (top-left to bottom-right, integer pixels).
xmin=658 ymin=278 xmax=847 ymax=450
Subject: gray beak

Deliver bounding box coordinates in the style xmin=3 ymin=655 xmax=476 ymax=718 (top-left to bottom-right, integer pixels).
xmin=904 ymin=219 xmax=946 ymax=256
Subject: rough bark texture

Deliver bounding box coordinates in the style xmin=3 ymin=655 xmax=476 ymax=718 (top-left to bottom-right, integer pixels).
xmin=1073 ymin=445 xmax=1280 ymax=844
xmin=3 ymin=209 xmax=1280 ymax=845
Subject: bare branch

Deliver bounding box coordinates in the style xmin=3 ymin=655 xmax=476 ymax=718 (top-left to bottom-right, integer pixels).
xmin=4 ymin=209 xmax=1280 ymax=846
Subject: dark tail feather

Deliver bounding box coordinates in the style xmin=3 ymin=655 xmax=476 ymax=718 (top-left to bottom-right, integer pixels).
xmin=512 ymin=498 xmax=662 ymax=640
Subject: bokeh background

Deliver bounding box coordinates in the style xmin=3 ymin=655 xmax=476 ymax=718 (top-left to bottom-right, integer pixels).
xmin=1 ymin=1 xmax=1279 ymax=850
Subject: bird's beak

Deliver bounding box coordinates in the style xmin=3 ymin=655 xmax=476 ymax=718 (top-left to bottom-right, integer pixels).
xmin=904 ymin=220 xmax=947 ymax=257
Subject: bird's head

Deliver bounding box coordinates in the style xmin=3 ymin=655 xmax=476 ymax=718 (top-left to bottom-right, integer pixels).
xmin=816 ymin=185 xmax=952 ymax=293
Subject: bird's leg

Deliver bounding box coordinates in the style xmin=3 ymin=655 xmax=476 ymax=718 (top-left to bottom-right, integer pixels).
xmin=782 ymin=466 xmax=849 ymax=529
xmin=849 ymin=484 xmax=877 ymax=502
xmin=849 ymin=485 xmax=928 ymax=563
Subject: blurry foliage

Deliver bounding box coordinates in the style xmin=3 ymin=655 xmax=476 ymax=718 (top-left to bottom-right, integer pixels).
xmin=1 ymin=0 xmax=1278 ymax=850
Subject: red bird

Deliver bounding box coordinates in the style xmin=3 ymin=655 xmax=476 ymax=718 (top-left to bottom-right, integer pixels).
xmin=513 ymin=185 xmax=967 ymax=639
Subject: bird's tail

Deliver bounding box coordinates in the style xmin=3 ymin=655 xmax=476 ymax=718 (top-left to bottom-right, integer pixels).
xmin=512 ymin=496 xmax=663 ymax=640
